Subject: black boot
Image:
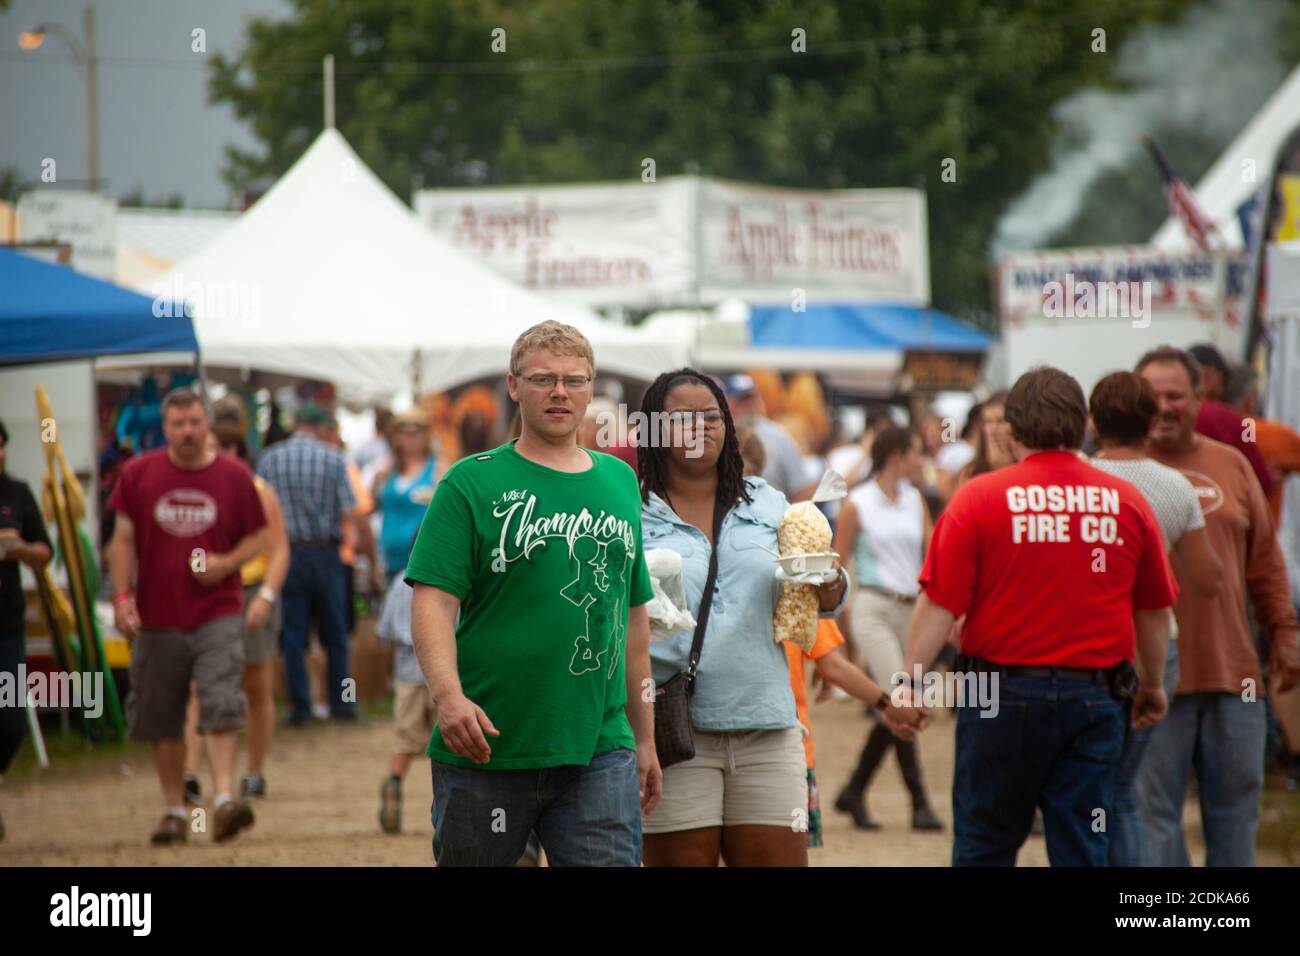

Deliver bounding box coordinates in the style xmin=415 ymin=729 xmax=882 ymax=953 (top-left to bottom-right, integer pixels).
xmin=895 ymin=739 xmax=943 ymax=831
xmin=834 ymin=724 xmax=891 ymax=830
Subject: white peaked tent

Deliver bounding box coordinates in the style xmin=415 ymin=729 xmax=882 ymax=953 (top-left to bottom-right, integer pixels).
xmin=1152 ymin=62 xmax=1300 ymax=250
xmin=151 ymin=130 xmax=682 ymax=401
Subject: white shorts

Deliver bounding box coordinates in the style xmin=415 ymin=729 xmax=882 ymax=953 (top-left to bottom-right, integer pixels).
xmin=642 ymin=727 xmax=808 ymax=833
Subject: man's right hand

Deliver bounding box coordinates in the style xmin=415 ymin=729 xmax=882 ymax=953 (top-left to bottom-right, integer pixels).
xmin=114 ymin=597 xmax=141 ymax=641
xmin=1131 ymin=686 xmax=1168 ymax=730
xmin=437 ymin=692 xmax=500 ymax=764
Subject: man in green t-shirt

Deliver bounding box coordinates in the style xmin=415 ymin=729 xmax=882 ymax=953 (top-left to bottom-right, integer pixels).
xmin=406 ymin=321 xmax=661 ymax=866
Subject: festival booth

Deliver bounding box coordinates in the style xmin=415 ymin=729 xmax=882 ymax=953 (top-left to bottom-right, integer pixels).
xmin=150 ymin=129 xmax=683 ymax=408
xmin=0 ymin=246 xmax=198 ymax=746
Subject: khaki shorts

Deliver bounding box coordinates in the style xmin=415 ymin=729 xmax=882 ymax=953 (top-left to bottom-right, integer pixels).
xmin=393 ymin=679 xmax=437 ymax=755
xmin=641 ymin=727 xmax=808 ymax=834
xmin=127 ymin=614 xmax=245 ymax=740
xmin=242 ymin=584 xmax=283 ymax=664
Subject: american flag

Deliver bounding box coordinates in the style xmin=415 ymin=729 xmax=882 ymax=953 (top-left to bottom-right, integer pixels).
xmin=1141 ymin=134 xmax=1220 ymax=251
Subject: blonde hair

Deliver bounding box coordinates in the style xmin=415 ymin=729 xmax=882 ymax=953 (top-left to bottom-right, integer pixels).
xmin=510 ymin=321 xmax=595 ymax=377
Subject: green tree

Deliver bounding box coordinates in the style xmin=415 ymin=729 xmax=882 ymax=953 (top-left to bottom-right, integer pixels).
xmin=211 ymin=0 xmax=1197 ymax=320
xmin=0 ymin=165 xmax=20 ymax=203
xmin=119 ymin=186 xmax=185 ymax=209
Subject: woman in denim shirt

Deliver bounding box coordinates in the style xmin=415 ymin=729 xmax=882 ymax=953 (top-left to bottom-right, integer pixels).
xmin=637 ymin=369 xmax=849 ymax=867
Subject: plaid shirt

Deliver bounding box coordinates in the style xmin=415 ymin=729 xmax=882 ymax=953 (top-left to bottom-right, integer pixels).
xmin=256 ymin=434 xmax=357 ymax=543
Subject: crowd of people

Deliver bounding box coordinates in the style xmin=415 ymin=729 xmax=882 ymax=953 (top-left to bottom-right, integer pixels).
xmin=2 ymin=322 xmax=1298 ymax=868
xmin=399 ymin=325 xmax=1298 ymax=867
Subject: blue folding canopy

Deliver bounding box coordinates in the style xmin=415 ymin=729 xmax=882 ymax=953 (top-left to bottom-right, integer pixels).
xmin=748 ymin=302 xmax=993 ymax=352
xmin=0 ymin=246 xmax=197 ymax=366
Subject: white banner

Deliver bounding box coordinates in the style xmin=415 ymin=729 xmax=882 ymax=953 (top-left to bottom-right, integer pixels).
xmin=695 ymin=179 xmax=929 ymax=305
xmin=998 ymin=246 xmax=1247 ymax=329
xmin=17 ymin=190 xmax=117 ymax=280
xmin=414 ymin=181 xmax=694 ymax=307
xmin=996 ymin=245 xmax=1249 ymax=396
xmin=415 ymin=177 xmax=930 ymax=307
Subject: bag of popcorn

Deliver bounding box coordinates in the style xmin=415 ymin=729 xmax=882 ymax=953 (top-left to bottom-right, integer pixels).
xmin=774 ymin=503 xmax=832 ymax=651
xmin=773 ymin=471 xmax=846 ymax=652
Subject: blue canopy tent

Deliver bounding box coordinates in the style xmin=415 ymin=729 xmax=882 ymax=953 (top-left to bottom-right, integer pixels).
xmin=748 ymin=302 xmax=993 ymax=352
xmin=0 ymin=246 xmax=196 ymax=366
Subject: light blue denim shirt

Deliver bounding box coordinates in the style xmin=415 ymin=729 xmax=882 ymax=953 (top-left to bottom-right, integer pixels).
xmin=643 ymin=477 xmax=799 ymax=732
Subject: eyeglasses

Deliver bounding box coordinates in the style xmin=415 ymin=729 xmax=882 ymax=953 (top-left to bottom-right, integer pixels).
xmin=519 ymin=373 xmax=593 ymax=391
xmin=666 ymin=409 xmax=725 ymax=429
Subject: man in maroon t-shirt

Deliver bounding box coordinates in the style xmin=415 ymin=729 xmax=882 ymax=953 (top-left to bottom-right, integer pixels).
xmin=108 ymin=388 xmax=266 ymax=846
xmin=1187 ymin=343 xmax=1273 ymax=497
xmin=898 ymin=367 xmax=1177 ymax=866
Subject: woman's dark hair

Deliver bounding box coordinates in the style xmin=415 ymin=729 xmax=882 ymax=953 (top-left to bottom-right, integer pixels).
xmin=868 ymin=426 xmax=918 ymax=479
xmin=1089 ymin=371 xmax=1158 ymax=446
xmin=0 ymin=418 xmax=8 ymax=447
xmin=961 ymin=389 xmax=1010 ymax=482
xmin=637 ymin=368 xmax=752 ymax=510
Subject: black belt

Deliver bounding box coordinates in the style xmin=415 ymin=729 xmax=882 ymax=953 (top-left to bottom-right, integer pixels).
xmin=862 ymin=584 xmax=916 ymax=604
xmin=958 ymin=654 xmax=1109 ymax=684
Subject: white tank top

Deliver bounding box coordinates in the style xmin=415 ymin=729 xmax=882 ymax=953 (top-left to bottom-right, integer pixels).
xmin=848 ymin=478 xmax=924 ymax=597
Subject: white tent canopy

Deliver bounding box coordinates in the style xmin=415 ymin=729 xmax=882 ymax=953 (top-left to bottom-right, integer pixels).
xmin=149 ymin=130 xmax=681 ymax=401
xmin=1152 ymin=62 xmax=1300 ymax=250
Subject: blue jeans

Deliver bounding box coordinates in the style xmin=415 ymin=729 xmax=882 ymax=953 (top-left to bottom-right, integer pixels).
xmin=281 ymin=543 xmax=352 ymax=721
xmin=953 ymin=673 xmax=1126 ymax=867
xmin=430 ymin=748 xmax=642 ymax=866
xmin=1109 ymin=638 xmax=1181 ymax=867
xmin=1138 ymin=691 xmax=1266 ymax=866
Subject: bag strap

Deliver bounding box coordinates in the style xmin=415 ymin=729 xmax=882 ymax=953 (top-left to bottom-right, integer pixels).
xmin=685 ymin=497 xmax=728 ymax=684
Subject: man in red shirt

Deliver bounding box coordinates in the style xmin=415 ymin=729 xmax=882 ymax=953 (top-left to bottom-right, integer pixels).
xmin=1187 ymin=343 xmax=1274 ymax=498
xmin=899 ymin=367 xmax=1177 ymax=866
xmin=108 ymin=388 xmax=267 ymax=846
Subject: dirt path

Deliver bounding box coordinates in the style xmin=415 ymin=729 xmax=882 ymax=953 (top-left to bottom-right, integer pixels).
xmin=0 ymin=695 xmax=1278 ymax=866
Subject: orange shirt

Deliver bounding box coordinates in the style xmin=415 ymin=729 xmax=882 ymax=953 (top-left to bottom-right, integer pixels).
xmin=1251 ymin=417 xmax=1300 ymax=526
xmin=785 ymin=619 xmax=846 ymax=768
xmin=1148 ymin=435 xmax=1299 ymax=694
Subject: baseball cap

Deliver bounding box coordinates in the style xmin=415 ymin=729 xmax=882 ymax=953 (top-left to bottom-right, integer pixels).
xmin=724 ymin=374 xmax=757 ymax=399
xmin=295 ymin=403 xmax=332 ymax=427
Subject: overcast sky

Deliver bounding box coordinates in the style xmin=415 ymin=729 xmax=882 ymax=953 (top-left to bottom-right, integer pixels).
xmin=0 ymin=0 xmax=291 ymax=208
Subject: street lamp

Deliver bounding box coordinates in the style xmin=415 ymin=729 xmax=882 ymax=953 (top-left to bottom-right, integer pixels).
xmin=18 ymin=4 xmax=99 ymax=192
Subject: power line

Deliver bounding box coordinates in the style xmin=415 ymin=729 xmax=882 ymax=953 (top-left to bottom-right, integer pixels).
xmin=0 ymin=8 xmax=1132 ymax=77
